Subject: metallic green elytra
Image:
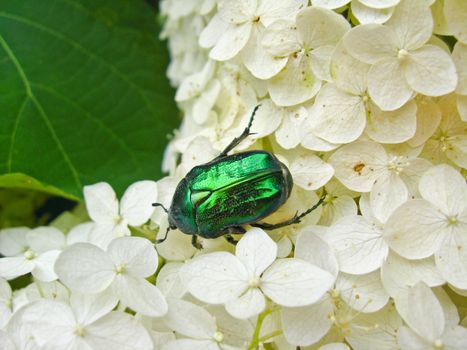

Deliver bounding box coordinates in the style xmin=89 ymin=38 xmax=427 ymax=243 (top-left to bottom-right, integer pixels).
xmin=153 ymin=105 xmax=325 ymax=249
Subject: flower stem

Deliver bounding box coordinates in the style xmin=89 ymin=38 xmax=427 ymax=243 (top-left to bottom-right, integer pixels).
xmin=248 ymin=308 xmax=279 ymax=350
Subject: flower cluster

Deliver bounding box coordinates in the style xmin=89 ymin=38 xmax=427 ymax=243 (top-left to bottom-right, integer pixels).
xmin=1 ymin=0 xmax=467 ymax=349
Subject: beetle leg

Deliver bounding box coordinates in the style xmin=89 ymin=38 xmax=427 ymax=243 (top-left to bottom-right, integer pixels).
xmin=251 ymin=195 xmax=326 ymax=230
xmin=224 ymin=234 xmax=239 ymax=245
xmin=217 ymin=104 xmax=261 ymax=158
xmin=191 ymin=235 xmax=203 ymax=249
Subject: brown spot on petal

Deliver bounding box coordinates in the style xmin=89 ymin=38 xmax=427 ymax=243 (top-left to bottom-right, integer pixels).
xmin=353 ymin=162 xmax=365 ymax=174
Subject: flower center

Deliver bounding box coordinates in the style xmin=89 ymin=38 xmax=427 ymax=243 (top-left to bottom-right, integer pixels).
xmin=398 ymin=49 xmax=409 ymax=59
xmin=387 ymin=156 xmax=410 ymax=175
xmin=248 ymin=276 xmax=261 ymax=288
xmin=213 ymin=331 xmax=224 ymax=343
xmin=23 ymin=249 xmax=36 ymax=260
xmin=434 ymin=339 xmax=444 ymax=349
xmin=74 ymin=324 xmax=85 ymax=337
xmin=447 ymin=216 xmax=458 ymax=226
xmin=115 ymin=264 xmax=126 ymax=274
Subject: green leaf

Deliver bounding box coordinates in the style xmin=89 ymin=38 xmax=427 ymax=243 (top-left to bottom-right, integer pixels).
xmin=0 ymin=0 xmax=178 ymax=199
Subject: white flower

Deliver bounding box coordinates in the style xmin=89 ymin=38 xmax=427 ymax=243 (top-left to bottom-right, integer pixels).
xmin=281 ymin=229 xmax=391 ymax=346
xmin=162 ymin=298 xmax=252 ymax=350
xmin=444 ymin=0 xmax=467 ymax=44
xmin=84 ymin=181 xmax=157 ymax=249
xmin=21 ymin=291 xmax=153 ymax=350
xmin=181 ymin=228 xmax=334 ymax=319
xmin=318 ymin=178 xmax=358 ymax=226
xmin=452 ymin=42 xmax=467 ymax=121
xmin=200 ymin=0 xmax=307 ymax=65
xmin=308 ymin=43 xmax=417 ymax=144
xmin=384 ymin=165 xmax=467 ymax=289
xmin=343 ymin=0 xmax=457 ymax=110
xmin=329 ymin=141 xmax=431 ymax=223
xmin=0 ymin=226 xmax=65 ymax=282
xmin=263 ymin=6 xmax=350 ymax=106
xmin=421 ymin=95 xmax=467 ymax=169
xmin=0 ymin=278 xmax=12 ymax=329
xmin=397 ymin=282 xmax=467 ymax=350
xmin=55 ymin=236 xmax=168 ymax=317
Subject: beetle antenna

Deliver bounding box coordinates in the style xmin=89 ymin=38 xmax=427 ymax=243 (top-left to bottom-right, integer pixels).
xmin=152 ymin=202 xmax=168 ymax=213
xmin=156 ymin=226 xmax=171 ymax=244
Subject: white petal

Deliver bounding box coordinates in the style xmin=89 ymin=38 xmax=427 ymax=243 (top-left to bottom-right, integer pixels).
xmin=300 ymin=130 xmax=341 ymax=152
xmin=324 ymin=215 xmax=388 ymax=274
xmin=268 ymin=53 xmax=321 ymax=107
xmin=405 ymin=45 xmax=457 ymax=97
xmin=156 ymin=262 xmax=186 ymax=298
xmin=381 ymin=251 xmax=444 ymax=299
xmin=0 ymin=227 xmax=28 ymax=256
xmin=236 ymin=228 xmax=277 ymax=277
xmin=218 ymin=0 xmax=255 ymax=23
xmin=319 ymin=195 xmax=359 ymax=226
xmin=55 ymin=243 xmax=115 ymax=293
xmin=312 ymin=0 xmax=350 ymax=9
xmin=261 ymin=258 xmax=334 ymax=307
xmin=114 ymin=275 xmax=168 ymax=317
xmin=453 ymin=42 xmax=467 ymax=94
xmin=225 ymin=287 xmax=266 ymax=319
xmin=358 ymin=0 xmax=400 ymax=8
xmin=408 ymin=97 xmax=442 ymax=147
xmin=397 ymin=326 xmax=427 ymax=350
xmin=336 ymin=271 xmax=389 ymax=313
xmin=281 ymin=299 xmax=333 ymax=346
xmin=120 ymin=181 xmax=157 ymax=226
xmin=366 ymin=99 xmax=417 ymax=143
xmin=71 ymin=289 xmax=119 ymax=325
xmin=384 ymin=200 xmax=448 ymax=259
xmin=163 ymin=339 xmax=218 ymax=350
xmin=368 ymin=57 xmax=413 ymax=111
xmin=22 ymin=300 xmax=76 ymax=347
xmin=155 ymin=227 xmax=197 ymax=262
xmin=256 ymin=0 xmax=308 ymax=26
xmin=0 ymin=331 xmax=15 ymax=350
xmin=295 ymin=229 xmax=339 ymax=278
xmin=83 ymin=182 xmax=118 ymax=223
xmin=309 ymin=83 xmax=366 ymax=144
xmin=436 ymin=231 xmax=467 ymax=290
xmin=67 ymin=222 xmax=94 ymax=245
xmin=297 ymin=6 xmax=350 ymax=48
xmin=404 ymin=282 xmax=445 ymax=340
xmin=180 ymin=252 xmax=249 ymax=304
xmin=310 ymin=45 xmax=334 ymax=81
xmin=242 ymin=25 xmax=288 ymax=80
xmin=32 ymin=250 xmax=61 ymax=282
xmin=370 ymin=173 xmax=408 ymax=223
xmin=261 ymin=19 xmax=300 ymax=57
xmin=0 ymin=257 xmax=34 ymax=280
xmin=443 ymin=326 xmax=467 ymax=349
xmin=386 ymin=0 xmax=433 ymax=50
xmin=343 ymin=24 xmax=398 ymax=64
xmin=86 ymin=311 xmax=153 ymax=350
xmin=209 ymin=23 xmax=252 ymax=61
xmin=457 ymin=94 xmax=467 ymax=122
xmin=419 ymin=164 xmax=467 ymax=217
xmin=346 ymin=303 xmax=402 ymax=349
xmin=319 ymin=344 xmax=350 ymax=350
xmin=275 ymin=106 xmax=307 ymax=149
xmin=27 ymin=226 xmax=65 ymax=252
xmin=444 ymin=0 xmax=467 ymax=44
xmin=107 ymin=237 xmax=157 ymax=278
xmin=199 ymin=13 xmax=231 ymax=48
xmin=352 ymin=1 xmax=394 ymax=24
xmin=330 ymin=42 xmax=369 ymax=95
xmin=175 ymin=60 xmax=215 ymax=102
xmin=328 ymin=141 xmax=388 ymax=192
xmin=290 ymin=154 xmax=334 ymax=191
xmin=164 ymin=298 xmax=216 ymax=339
xmin=249 ymin=99 xmax=282 ymax=138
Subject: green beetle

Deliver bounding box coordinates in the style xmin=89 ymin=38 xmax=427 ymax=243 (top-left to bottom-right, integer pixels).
xmin=153 ymin=105 xmax=324 ymax=249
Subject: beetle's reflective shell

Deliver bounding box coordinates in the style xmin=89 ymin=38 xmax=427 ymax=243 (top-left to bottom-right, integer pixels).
xmin=168 ymin=151 xmax=293 ymax=238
